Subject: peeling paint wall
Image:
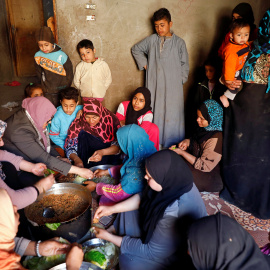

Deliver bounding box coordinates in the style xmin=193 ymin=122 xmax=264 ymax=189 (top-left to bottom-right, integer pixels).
xmin=55 ymin=0 xmax=268 ymax=112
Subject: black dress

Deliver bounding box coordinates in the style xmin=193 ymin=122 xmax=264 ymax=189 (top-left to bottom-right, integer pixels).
xmin=220 ymin=82 xmax=270 ymax=219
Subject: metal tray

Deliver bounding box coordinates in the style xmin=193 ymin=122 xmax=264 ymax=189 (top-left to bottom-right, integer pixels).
xmin=89 ymin=164 xmax=114 ymax=172
xmin=82 ymin=238 xmax=119 ymax=270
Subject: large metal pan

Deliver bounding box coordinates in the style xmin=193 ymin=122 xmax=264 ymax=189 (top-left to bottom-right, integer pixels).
xmin=24 ymin=183 xmax=92 ymax=243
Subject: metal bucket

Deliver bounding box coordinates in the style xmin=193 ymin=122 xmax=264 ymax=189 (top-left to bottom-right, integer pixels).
xmin=24 ymin=183 xmax=92 ymax=243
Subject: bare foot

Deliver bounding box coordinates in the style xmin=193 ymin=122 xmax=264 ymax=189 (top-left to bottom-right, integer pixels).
xmin=220 ymin=95 xmax=230 ymax=107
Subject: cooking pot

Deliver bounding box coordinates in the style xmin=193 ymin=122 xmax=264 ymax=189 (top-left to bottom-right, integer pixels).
xmin=24 ymin=183 xmax=92 ymax=243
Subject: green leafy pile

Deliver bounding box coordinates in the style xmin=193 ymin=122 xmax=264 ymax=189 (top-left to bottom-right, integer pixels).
xmin=85 ymin=250 xmax=106 ymax=267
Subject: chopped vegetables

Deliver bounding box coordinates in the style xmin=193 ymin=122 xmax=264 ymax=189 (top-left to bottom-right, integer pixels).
xmin=44 ymin=169 xmax=55 ymax=177
xmin=45 ymin=222 xmax=61 ymax=230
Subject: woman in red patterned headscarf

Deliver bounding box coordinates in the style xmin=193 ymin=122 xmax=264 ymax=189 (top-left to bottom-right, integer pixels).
xmin=65 ymin=98 xmax=121 ymax=168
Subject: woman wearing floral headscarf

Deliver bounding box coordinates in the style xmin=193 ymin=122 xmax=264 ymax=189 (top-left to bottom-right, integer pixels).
xmin=170 ymin=99 xmax=223 ymax=192
xmin=65 ymin=98 xmax=121 ymax=168
xmin=221 ymin=9 xmax=270 ymax=219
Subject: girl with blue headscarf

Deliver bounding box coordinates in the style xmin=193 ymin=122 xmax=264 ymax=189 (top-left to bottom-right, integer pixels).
xmin=170 ymin=99 xmax=223 ymax=192
xmin=84 ymin=124 xmax=156 ymax=205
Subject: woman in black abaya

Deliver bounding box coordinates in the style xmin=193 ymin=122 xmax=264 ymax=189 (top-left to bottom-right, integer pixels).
xmin=187 ymin=213 xmax=270 ymax=269
xmin=220 ymin=9 xmax=270 ymax=219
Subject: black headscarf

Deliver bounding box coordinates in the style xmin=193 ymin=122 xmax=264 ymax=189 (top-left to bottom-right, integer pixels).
xmin=125 ymin=87 xmax=152 ymax=125
xmin=188 ymin=213 xmax=269 ymax=270
xmin=139 ymin=150 xmax=193 ymax=244
xmin=232 ymin=3 xmax=256 ymax=33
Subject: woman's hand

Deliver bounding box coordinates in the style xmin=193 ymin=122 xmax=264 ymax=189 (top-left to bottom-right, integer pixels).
xmin=31 ymin=163 xmax=47 ymax=176
xmin=83 ymin=181 xmax=97 ymax=192
xmin=92 ymin=227 xmax=111 ymax=241
xmin=74 ymin=158 xmax=84 ymax=168
xmin=120 ymin=120 xmax=125 ymax=127
xmin=88 ymin=150 xmax=104 ymax=163
xmin=39 ymin=237 xmax=69 ymax=256
xmin=34 ymin=174 xmax=55 ymax=194
xmin=66 ymin=243 xmax=84 ymax=270
xmin=93 ymin=226 xmax=123 ymax=247
xmin=94 ymin=205 xmax=113 ymax=220
xmin=76 ymin=110 xmax=83 ymax=119
xmin=178 ymin=139 xmax=190 ymax=150
xmin=94 ymin=169 xmax=110 ymax=178
xmin=170 ymin=147 xmax=185 ymax=156
xmin=73 ymin=167 xmax=94 ymax=179
xmin=221 ymin=76 xmax=242 ymax=90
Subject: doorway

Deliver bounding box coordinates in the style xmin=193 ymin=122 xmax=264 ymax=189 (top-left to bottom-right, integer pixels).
xmin=5 ymin=0 xmax=57 ymax=77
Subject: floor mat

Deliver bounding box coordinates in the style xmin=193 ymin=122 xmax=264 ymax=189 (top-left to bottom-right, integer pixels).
xmin=201 ymin=192 xmax=270 ymax=247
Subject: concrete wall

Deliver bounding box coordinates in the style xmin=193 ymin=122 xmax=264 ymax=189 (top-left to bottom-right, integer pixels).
xmin=55 ymin=0 xmax=268 ymax=113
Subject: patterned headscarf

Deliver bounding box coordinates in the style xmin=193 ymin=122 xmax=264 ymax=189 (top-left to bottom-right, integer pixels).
xmin=0 ymin=120 xmax=7 ymax=138
xmin=125 ymin=87 xmax=152 ymax=125
xmin=22 ymin=97 xmax=56 ymax=150
xmin=241 ymin=8 xmax=270 ymax=92
xmin=199 ymin=99 xmax=223 ymax=132
xmin=66 ymin=98 xmax=120 ymax=143
xmin=0 ymin=121 xmax=7 ymax=181
xmin=192 ymin=100 xmax=223 ymax=147
xmin=0 ymin=189 xmax=22 ymax=269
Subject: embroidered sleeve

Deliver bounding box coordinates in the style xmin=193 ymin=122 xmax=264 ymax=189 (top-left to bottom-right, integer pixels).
xmin=65 ymin=137 xmax=78 ymax=159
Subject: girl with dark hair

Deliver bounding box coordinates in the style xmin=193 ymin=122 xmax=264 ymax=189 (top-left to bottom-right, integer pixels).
xmin=170 ymin=99 xmax=223 ymax=192
xmin=116 ymin=87 xmax=159 ymax=150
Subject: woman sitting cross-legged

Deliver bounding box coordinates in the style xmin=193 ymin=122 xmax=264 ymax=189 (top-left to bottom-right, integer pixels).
xmin=84 ymin=124 xmax=157 ymax=205
xmin=170 ymin=99 xmax=223 ymax=192
xmin=92 ymin=150 xmax=207 ymax=270
xmin=116 ymin=87 xmax=159 ymax=150
xmin=65 ymin=98 xmax=121 ymax=168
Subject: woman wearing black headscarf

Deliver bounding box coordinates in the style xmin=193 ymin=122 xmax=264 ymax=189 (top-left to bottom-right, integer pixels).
xmin=92 ymin=150 xmax=207 ymax=270
xmin=220 ymin=8 xmax=270 ymax=219
xmin=116 ymin=87 xmax=159 ymax=150
xmin=187 ymin=213 xmax=270 ymax=269
xmin=218 ymin=2 xmax=257 ymax=57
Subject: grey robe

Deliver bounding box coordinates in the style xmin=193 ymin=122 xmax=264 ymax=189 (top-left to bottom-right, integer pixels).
xmin=132 ymin=33 xmax=189 ymax=147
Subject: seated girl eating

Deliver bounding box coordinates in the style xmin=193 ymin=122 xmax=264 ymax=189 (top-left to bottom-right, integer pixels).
xmin=116 ymin=87 xmax=159 ymax=150
xmin=84 ymin=124 xmax=156 ymax=206
xmin=170 ymin=99 xmax=223 ymax=192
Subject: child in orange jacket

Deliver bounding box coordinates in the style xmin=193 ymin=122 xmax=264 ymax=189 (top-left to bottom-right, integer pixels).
xmin=220 ymin=19 xmax=250 ymax=107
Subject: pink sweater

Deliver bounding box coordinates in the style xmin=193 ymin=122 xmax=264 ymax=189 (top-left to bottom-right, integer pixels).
xmin=0 ymin=150 xmax=38 ymax=209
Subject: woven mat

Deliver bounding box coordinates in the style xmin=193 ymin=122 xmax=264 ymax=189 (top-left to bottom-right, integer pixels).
xmin=201 ymin=192 xmax=270 ymax=247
